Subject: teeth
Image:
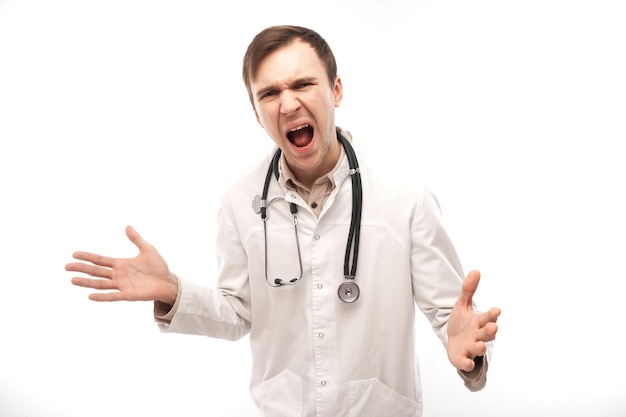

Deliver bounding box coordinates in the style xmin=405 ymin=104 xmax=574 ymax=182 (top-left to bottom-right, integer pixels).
xmin=289 ymin=124 xmax=309 ymax=132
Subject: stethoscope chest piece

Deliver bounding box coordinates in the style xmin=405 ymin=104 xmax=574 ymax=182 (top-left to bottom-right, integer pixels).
xmin=338 ymin=279 xmax=360 ymax=303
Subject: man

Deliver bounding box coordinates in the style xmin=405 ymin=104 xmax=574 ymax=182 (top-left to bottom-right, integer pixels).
xmin=66 ymin=25 xmax=501 ymax=416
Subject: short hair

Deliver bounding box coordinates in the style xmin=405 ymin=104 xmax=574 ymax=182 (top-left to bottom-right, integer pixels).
xmin=242 ymin=25 xmax=338 ymax=106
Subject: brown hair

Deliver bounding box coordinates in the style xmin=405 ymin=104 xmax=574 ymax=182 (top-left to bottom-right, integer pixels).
xmin=242 ymin=25 xmax=338 ymax=105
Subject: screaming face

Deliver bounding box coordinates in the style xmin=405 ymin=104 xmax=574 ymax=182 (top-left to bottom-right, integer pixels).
xmin=251 ymin=40 xmax=343 ymax=188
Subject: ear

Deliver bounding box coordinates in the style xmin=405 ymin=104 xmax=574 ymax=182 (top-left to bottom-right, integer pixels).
xmin=333 ymin=75 xmax=343 ymax=107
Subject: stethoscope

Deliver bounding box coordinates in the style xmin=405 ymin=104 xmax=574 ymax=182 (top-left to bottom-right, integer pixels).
xmin=252 ymin=129 xmax=363 ymax=303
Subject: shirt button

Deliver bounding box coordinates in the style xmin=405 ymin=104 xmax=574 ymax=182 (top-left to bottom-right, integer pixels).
xmin=317 ymin=283 xmax=323 ymax=289
xmin=318 ymin=332 xmax=324 ymax=338
xmin=320 ymin=381 xmax=327 ymax=387
xmin=314 ymin=235 xmax=321 ymax=240
xmin=290 ymin=193 xmax=297 ymax=199
xmin=311 ymin=202 xmax=318 ymax=209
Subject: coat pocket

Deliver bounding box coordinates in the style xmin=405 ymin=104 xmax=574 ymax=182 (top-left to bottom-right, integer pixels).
xmin=348 ymin=378 xmax=422 ymax=417
xmin=251 ymin=370 xmax=303 ymax=417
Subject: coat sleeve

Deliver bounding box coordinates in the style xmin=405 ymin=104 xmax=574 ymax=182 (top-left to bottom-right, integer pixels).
xmin=155 ymin=200 xmax=252 ymax=342
xmin=410 ymin=187 xmax=491 ymax=391
xmin=411 ymin=187 xmax=464 ymax=341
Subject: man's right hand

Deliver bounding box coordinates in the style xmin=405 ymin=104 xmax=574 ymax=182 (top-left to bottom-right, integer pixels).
xmin=66 ymin=225 xmax=178 ymax=305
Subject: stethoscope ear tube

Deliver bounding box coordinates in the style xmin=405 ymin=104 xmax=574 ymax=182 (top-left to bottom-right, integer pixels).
xmin=259 ymin=149 xmax=283 ymax=220
xmin=261 ymin=195 xmax=303 ymax=287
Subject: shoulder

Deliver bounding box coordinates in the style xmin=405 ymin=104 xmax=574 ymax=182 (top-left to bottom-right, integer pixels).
xmin=220 ymin=147 xmax=276 ymax=210
xmin=356 ymin=144 xmax=430 ymax=205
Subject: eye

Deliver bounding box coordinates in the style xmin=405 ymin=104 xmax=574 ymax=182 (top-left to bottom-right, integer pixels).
xmin=294 ymin=82 xmax=313 ymax=90
xmin=260 ymin=90 xmax=278 ymax=99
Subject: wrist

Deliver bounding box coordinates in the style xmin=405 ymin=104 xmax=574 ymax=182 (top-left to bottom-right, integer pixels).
xmin=159 ymin=272 xmax=179 ymax=306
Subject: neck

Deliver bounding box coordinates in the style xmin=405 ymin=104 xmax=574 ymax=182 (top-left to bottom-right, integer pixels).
xmin=288 ymin=130 xmax=342 ymax=189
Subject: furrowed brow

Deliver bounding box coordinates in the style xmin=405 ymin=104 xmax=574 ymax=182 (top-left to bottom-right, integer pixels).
xmin=290 ymin=76 xmax=318 ymax=87
xmin=256 ymin=77 xmax=320 ymax=101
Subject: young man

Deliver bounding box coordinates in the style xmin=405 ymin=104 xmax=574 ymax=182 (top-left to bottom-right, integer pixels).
xmin=67 ymin=25 xmax=501 ymax=417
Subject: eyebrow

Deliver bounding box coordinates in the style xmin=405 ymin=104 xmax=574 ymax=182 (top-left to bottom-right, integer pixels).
xmin=255 ymin=77 xmax=319 ymax=101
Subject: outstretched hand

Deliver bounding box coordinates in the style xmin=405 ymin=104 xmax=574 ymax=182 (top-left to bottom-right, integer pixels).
xmin=447 ymin=270 xmax=501 ymax=374
xmin=66 ymin=226 xmax=178 ymax=305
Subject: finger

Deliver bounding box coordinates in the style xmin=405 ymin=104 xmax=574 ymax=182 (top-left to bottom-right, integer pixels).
xmin=458 ymin=270 xmax=481 ymax=308
xmin=125 ymin=225 xmax=151 ymax=252
xmin=477 ymin=307 xmax=502 ymax=327
xmin=458 ymin=356 xmax=476 ymax=373
xmin=65 ymin=262 xmax=112 ymax=279
xmin=468 ymin=340 xmax=487 ymax=359
xmin=452 ymin=343 xmax=487 ymax=372
xmin=70 ymin=251 xmax=115 ymax=268
xmin=71 ymin=276 xmax=117 ymax=290
xmin=475 ymin=323 xmax=499 ymax=343
xmin=88 ymin=291 xmax=125 ymax=302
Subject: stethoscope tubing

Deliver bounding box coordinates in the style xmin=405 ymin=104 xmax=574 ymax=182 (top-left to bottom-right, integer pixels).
xmin=338 ymin=133 xmax=362 ymax=280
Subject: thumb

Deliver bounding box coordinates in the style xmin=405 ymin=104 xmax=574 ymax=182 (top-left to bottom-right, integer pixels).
xmin=459 ymin=269 xmax=481 ymax=307
xmin=125 ymin=225 xmax=150 ymax=251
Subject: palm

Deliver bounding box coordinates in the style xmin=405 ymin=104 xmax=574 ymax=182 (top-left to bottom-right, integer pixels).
xmin=108 ymin=244 xmax=169 ymax=300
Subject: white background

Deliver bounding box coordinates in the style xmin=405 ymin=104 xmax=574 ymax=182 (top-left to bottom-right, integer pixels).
xmin=1 ymin=0 xmax=625 ymax=416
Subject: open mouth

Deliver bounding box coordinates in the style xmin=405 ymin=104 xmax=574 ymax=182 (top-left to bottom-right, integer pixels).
xmin=287 ymin=124 xmax=314 ymax=148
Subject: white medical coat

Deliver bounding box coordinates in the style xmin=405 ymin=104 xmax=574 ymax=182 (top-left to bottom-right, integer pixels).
xmin=158 ymin=142 xmax=485 ymax=417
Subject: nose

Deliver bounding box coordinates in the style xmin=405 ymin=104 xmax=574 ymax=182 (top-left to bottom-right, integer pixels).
xmin=279 ymin=89 xmax=301 ymax=115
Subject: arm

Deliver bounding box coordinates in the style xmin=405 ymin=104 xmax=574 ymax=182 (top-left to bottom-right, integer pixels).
xmin=67 ymin=222 xmax=250 ymax=341
xmin=409 ymin=188 xmax=500 ymax=389
xmin=66 ymin=225 xmax=178 ymax=305
xmin=156 ymin=201 xmax=252 ymax=340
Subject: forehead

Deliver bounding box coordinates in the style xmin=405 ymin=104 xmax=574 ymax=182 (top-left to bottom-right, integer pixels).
xmin=252 ymin=40 xmax=325 ymax=88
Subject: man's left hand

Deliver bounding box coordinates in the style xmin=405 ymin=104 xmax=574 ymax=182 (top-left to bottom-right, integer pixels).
xmin=447 ymin=270 xmax=501 ymax=373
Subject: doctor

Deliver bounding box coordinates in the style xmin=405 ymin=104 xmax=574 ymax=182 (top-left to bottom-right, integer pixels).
xmin=66 ymin=25 xmax=501 ymax=417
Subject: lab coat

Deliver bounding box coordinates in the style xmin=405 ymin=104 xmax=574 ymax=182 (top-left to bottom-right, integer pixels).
xmin=159 ymin=142 xmax=484 ymax=417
